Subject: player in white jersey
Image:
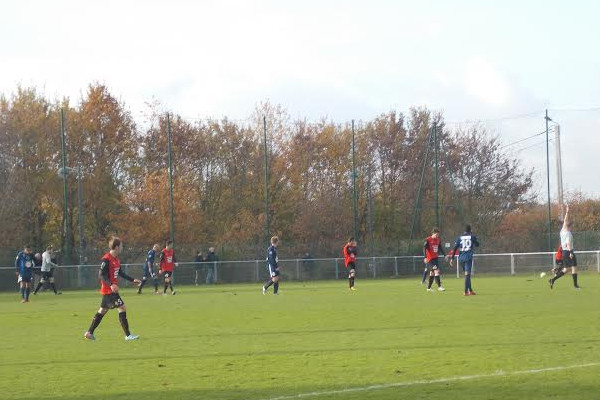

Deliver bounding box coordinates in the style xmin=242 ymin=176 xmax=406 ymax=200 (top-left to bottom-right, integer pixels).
xmin=33 ymin=245 xmax=62 ymax=295
xmin=549 ymin=204 xmax=580 ymax=289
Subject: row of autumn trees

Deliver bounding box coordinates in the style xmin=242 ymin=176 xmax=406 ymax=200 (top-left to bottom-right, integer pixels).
xmin=1 ymin=84 xmax=598 ymax=264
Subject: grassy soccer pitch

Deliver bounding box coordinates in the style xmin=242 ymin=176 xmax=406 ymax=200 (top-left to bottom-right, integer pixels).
xmin=1 ymin=275 xmax=599 ymax=400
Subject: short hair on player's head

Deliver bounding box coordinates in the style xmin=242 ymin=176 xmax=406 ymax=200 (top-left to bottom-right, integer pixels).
xmin=166 ymin=240 xmax=173 ymax=246
xmin=46 ymin=245 xmax=53 ymax=251
xmin=271 ymin=236 xmax=279 ymax=244
xmin=109 ymin=236 xmax=121 ymax=250
xmin=348 ymin=236 xmax=355 ymax=243
xmin=465 ymin=225 xmax=472 ymax=233
xmin=432 ymin=227 xmax=440 ymax=234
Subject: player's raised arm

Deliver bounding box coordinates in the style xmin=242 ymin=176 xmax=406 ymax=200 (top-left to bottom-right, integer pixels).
xmin=562 ymin=204 xmax=570 ymax=231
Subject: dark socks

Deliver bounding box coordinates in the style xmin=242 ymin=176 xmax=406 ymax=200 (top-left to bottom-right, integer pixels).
xmin=551 ymin=270 xmax=565 ymax=283
xmin=349 ymin=277 xmax=355 ymax=288
xmin=88 ymin=312 xmax=105 ymax=334
xmin=435 ymin=275 xmax=442 ymax=287
xmin=573 ymin=273 xmax=579 ymax=288
xmin=421 ymin=269 xmax=428 ymax=284
xmin=273 ymin=282 xmax=279 ymax=294
xmin=119 ymin=312 xmax=131 ymax=336
xmin=153 ymin=278 xmax=158 ymax=292
xmin=264 ymin=279 xmax=274 ymax=290
xmin=20 ymin=287 xmax=25 ymax=299
xmin=427 ymin=276 xmax=434 ymax=289
xmin=465 ymin=275 xmax=472 ymax=292
xmin=34 ymin=282 xmax=43 ymax=294
xmin=169 ymin=282 xmax=174 ymax=293
xmin=50 ymin=283 xmax=58 ymax=294
xmin=164 ymin=283 xmax=168 ymax=294
xmin=25 ymin=288 xmax=30 ymax=300
xmin=138 ymin=278 xmax=147 ymax=293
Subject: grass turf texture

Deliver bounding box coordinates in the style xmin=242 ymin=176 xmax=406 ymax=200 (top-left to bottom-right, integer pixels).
xmin=1 ymin=275 xmax=599 ymax=400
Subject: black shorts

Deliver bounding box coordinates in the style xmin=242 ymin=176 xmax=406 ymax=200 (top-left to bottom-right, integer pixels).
xmin=427 ymin=258 xmax=440 ymax=269
xmin=41 ymin=271 xmax=54 ymax=280
xmin=19 ymin=274 xmax=32 ymax=283
xmin=346 ymin=261 xmax=356 ymax=269
xmin=100 ymin=293 xmax=125 ymax=309
xmin=561 ymin=250 xmax=577 ymax=267
xmin=162 ymin=271 xmax=173 ymax=278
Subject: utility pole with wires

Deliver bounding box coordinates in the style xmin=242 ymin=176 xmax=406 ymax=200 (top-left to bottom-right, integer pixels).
xmin=554 ymin=124 xmax=565 ymax=219
xmin=545 ymin=110 xmax=553 ymax=251
xmin=406 ymin=122 xmax=464 ymax=255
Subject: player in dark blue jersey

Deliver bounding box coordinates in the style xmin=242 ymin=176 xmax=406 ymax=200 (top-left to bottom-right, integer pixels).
xmin=138 ymin=244 xmax=160 ymax=294
xmin=451 ymin=225 xmax=480 ymax=296
xmin=262 ymin=236 xmax=280 ymax=295
xmin=15 ymin=245 xmax=35 ymax=303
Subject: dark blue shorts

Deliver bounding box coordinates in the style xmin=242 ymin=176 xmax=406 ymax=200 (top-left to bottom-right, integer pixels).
xmin=459 ymin=259 xmax=473 ymax=273
xmin=143 ymin=267 xmax=155 ymax=278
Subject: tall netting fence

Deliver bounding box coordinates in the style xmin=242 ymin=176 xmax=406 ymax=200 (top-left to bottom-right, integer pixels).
xmin=2 ymin=251 xmax=599 ymax=292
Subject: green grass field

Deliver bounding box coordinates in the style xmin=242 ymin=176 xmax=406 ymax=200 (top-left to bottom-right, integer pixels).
xmin=1 ymin=275 xmax=599 ymax=400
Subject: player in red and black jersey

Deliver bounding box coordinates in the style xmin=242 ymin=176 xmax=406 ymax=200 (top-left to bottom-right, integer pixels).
xmin=551 ymin=245 xmax=563 ymax=276
xmin=423 ymin=228 xmax=447 ymax=292
xmin=159 ymin=240 xmax=177 ymax=295
xmin=84 ymin=237 xmax=141 ymax=341
xmin=343 ymin=237 xmax=358 ymax=291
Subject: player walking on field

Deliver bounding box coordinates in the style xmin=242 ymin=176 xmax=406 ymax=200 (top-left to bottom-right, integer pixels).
xmin=423 ymin=228 xmax=446 ymax=292
xmin=262 ymin=236 xmax=281 ymax=295
xmin=549 ymin=204 xmax=580 ymax=289
xmin=84 ymin=237 xmax=141 ymax=341
xmin=159 ymin=240 xmax=177 ymax=295
xmin=138 ymin=244 xmax=160 ymax=294
xmin=451 ymin=225 xmax=479 ymax=296
xmin=343 ymin=237 xmax=358 ymax=291
xmin=15 ymin=245 xmax=34 ymax=303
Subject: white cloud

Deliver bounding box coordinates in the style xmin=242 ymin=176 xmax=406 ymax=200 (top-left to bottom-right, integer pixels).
xmin=463 ymin=56 xmax=511 ymax=106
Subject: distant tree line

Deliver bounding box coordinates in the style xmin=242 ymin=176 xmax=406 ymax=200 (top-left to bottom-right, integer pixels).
xmin=3 ymin=83 xmax=594 ymax=264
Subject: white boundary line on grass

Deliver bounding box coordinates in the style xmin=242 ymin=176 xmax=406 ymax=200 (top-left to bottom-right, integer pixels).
xmin=262 ymin=362 xmax=600 ymax=400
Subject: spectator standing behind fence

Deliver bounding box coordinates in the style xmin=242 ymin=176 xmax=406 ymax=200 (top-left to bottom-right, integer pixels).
xmin=301 ymin=252 xmax=315 ymax=280
xmin=194 ymin=250 xmax=204 ymax=286
xmin=32 ymin=252 xmax=42 ymax=289
xmin=205 ymin=247 xmax=217 ymax=284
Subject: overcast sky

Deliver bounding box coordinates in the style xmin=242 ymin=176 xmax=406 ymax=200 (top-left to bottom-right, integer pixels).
xmin=1 ymin=0 xmax=599 ymax=199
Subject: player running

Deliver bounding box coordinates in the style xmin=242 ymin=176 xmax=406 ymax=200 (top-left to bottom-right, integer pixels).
xmin=159 ymin=240 xmax=177 ymax=295
xmin=549 ymin=204 xmax=580 ymax=289
xmin=262 ymin=236 xmax=280 ymax=295
xmin=343 ymin=237 xmax=358 ymax=291
xmin=138 ymin=244 xmax=160 ymax=294
xmin=84 ymin=237 xmax=141 ymax=341
xmin=15 ymin=245 xmax=35 ymax=303
xmin=33 ymin=245 xmax=61 ymax=295
xmin=451 ymin=225 xmax=480 ymax=296
xmin=423 ymin=228 xmax=446 ymax=292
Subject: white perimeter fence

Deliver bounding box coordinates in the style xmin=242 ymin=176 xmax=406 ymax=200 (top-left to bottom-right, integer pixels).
xmin=2 ymin=250 xmax=599 ymax=291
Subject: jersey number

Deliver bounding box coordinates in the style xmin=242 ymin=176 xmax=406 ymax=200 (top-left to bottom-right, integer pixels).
xmin=460 ymin=238 xmax=472 ymax=252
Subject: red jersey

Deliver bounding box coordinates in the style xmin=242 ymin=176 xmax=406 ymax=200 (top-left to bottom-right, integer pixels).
xmin=343 ymin=244 xmax=357 ymax=267
xmin=161 ymin=248 xmax=175 ymax=272
xmin=424 ymin=236 xmax=442 ymax=261
xmin=100 ymin=252 xmax=121 ymax=295
xmin=555 ymin=245 xmax=563 ymax=261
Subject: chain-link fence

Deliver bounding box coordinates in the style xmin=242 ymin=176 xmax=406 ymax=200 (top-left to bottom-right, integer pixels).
xmin=2 ymin=250 xmax=599 ymax=292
